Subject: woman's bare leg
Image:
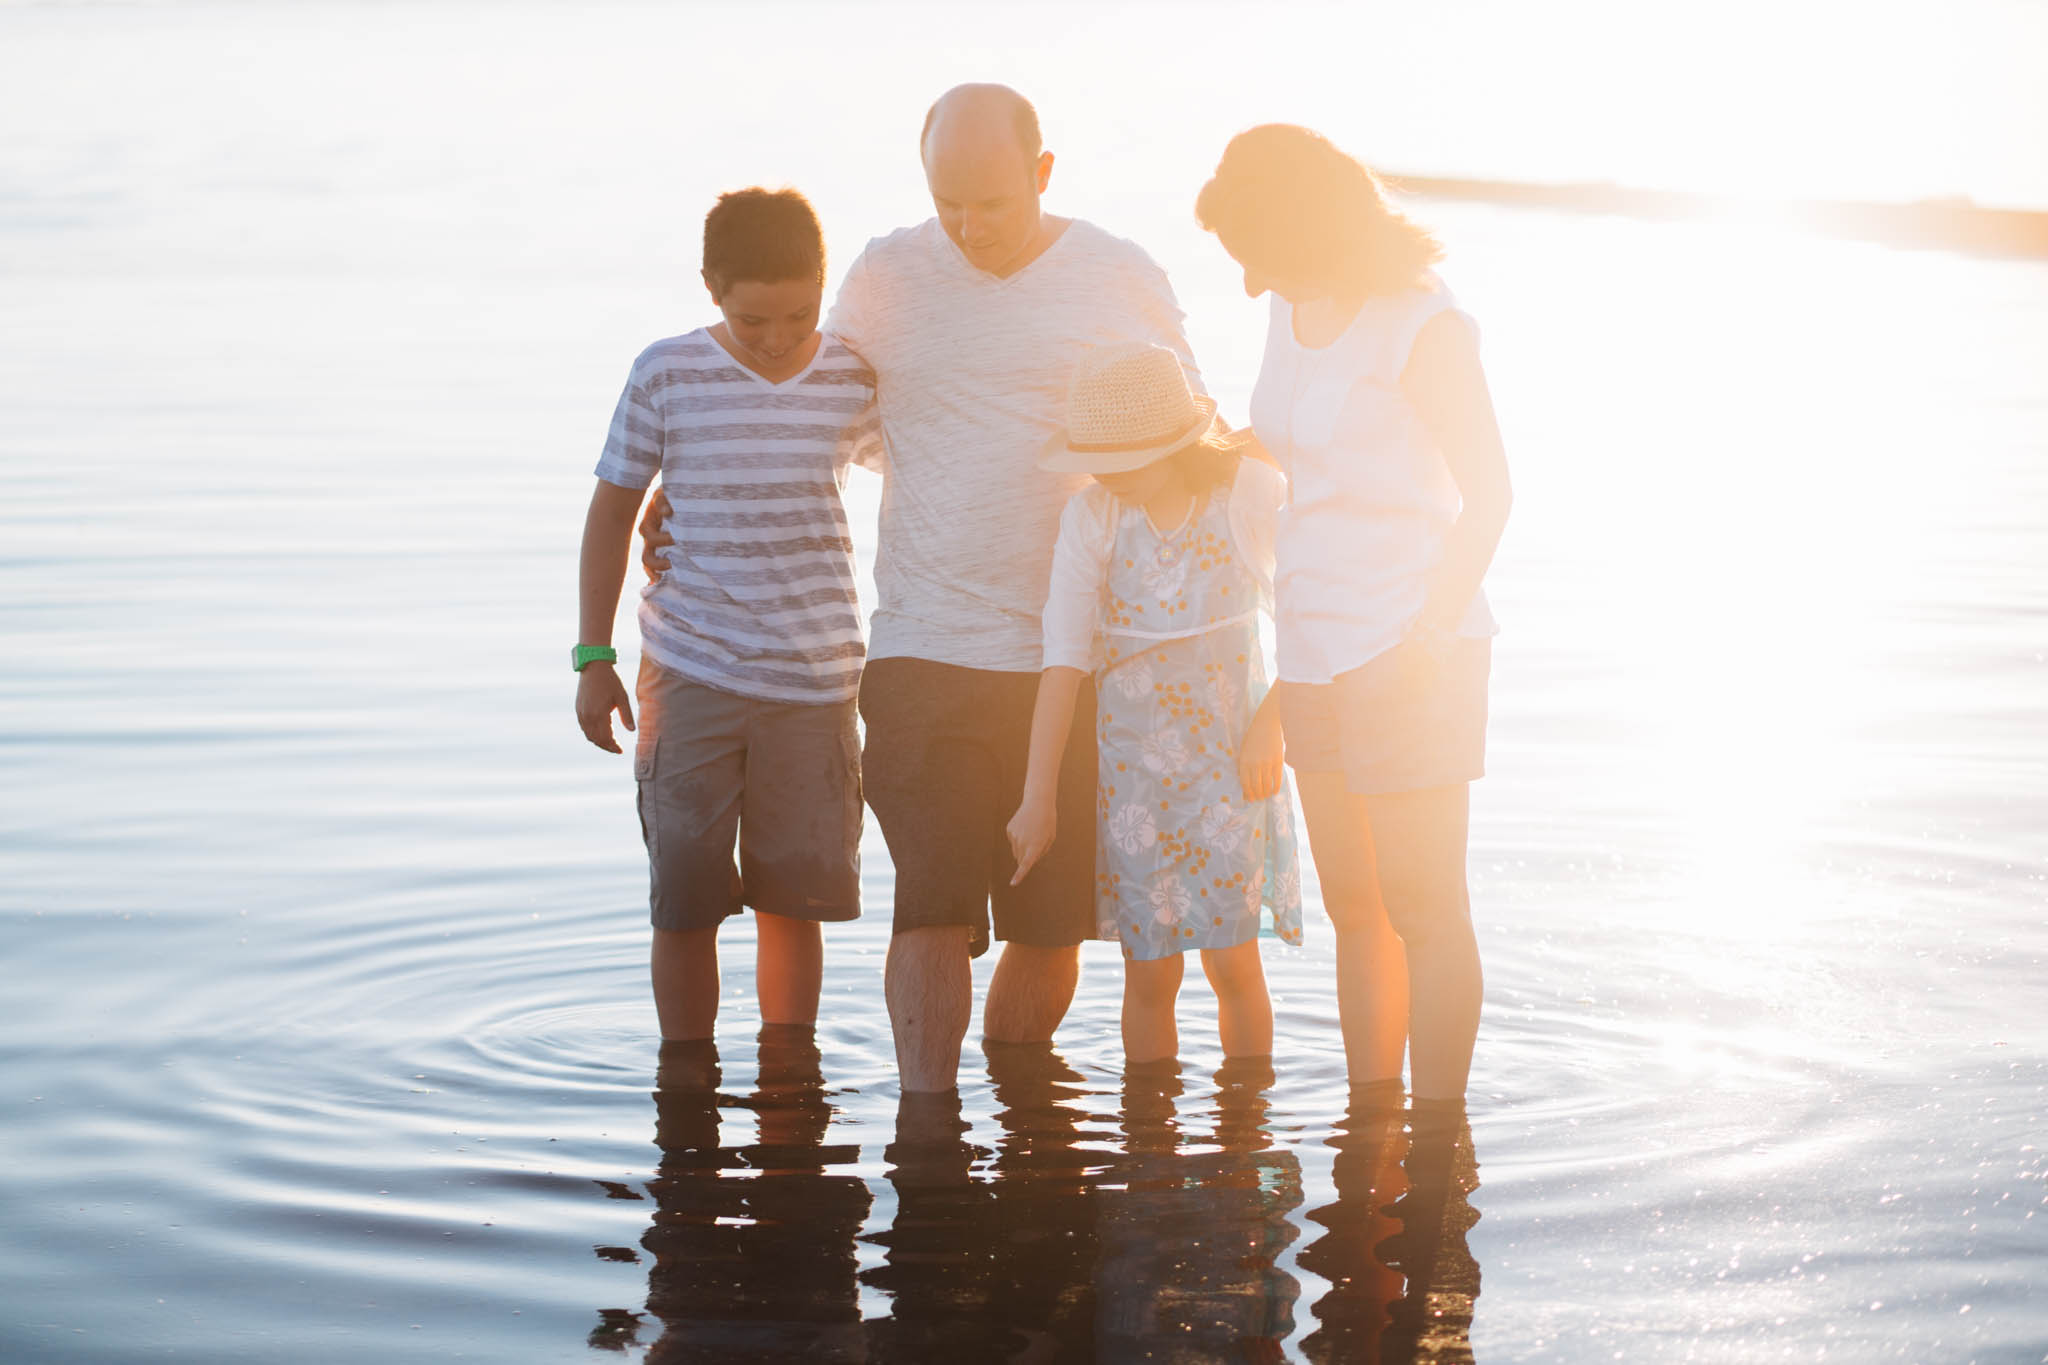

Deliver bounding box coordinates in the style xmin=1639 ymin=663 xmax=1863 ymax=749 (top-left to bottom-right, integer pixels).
xmin=1361 ymin=783 xmax=1481 ymax=1102
xmin=1199 ymin=940 xmax=1274 ymax=1058
xmin=1297 ymin=772 xmax=1410 ymax=1086
xmin=1121 ymin=953 xmax=1185 ymax=1064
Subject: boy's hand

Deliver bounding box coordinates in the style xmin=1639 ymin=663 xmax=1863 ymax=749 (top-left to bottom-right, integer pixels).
xmin=639 ymin=488 xmax=675 ymax=581
xmin=575 ymin=663 xmax=635 ymax=753
xmin=1006 ymin=796 xmax=1057 ymax=886
xmin=1238 ymin=704 xmax=1286 ymax=802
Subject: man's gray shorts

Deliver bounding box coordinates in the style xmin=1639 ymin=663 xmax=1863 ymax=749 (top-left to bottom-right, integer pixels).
xmin=633 ymin=659 xmax=862 ymax=932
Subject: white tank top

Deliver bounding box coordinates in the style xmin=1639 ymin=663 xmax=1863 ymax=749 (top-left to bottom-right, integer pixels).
xmin=1249 ymin=275 xmax=1497 ymax=685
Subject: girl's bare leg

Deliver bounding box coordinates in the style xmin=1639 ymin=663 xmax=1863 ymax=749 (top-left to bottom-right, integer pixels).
xmin=651 ymin=925 xmax=720 ymax=1042
xmin=753 ymin=911 xmax=823 ymax=1028
xmin=1361 ymin=783 xmax=1481 ymax=1102
xmin=1121 ymin=953 xmax=1185 ymax=1064
xmin=1297 ymin=773 xmax=1410 ymax=1086
xmin=1199 ymin=940 xmax=1274 ymax=1058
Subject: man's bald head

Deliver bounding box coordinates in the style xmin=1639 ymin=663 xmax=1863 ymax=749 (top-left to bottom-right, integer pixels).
xmin=920 ymin=83 xmax=1042 ymax=171
xmin=919 ymin=84 xmax=1057 ymax=278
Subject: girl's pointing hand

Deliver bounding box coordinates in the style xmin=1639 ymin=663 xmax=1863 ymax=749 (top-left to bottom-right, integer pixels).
xmin=1006 ymin=797 xmax=1057 ymax=885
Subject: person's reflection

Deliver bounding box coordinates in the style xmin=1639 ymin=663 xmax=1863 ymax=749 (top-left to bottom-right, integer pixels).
xmin=1096 ymin=1057 xmax=1303 ymax=1361
xmin=985 ymin=1041 xmax=1103 ymax=1356
xmin=1299 ymin=1097 xmax=1482 ymax=1364
xmin=626 ymin=1029 xmax=870 ymax=1362
xmin=863 ymin=1042 xmax=1103 ymax=1361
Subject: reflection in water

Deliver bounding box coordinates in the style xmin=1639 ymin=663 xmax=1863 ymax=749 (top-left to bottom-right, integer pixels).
xmin=1301 ymin=1100 xmax=1483 ymax=1364
xmin=599 ymin=1049 xmax=1476 ymax=1362
xmin=617 ymin=1030 xmax=871 ymax=1362
xmin=1098 ymin=1058 xmax=1303 ymax=1362
xmin=863 ymin=1043 xmax=1102 ymax=1360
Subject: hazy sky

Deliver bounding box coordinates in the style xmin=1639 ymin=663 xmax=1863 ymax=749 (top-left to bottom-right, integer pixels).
xmin=4 ymin=0 xmax=2047 ymax=207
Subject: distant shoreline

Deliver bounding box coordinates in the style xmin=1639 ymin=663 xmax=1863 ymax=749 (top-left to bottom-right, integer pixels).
xmin=1385 ymin=174 xmax=2048 ymax=260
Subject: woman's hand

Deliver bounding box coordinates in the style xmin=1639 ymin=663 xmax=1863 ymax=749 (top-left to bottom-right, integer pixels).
xmin=639 ymin=487 xmax=676 ymax=581
xmin=1238 ymin=701 xmax=1286 ymax=801
xmin=576 ymin=662 xmax=635 ymax=753
xmin=1006 ymin=796 xmax=1058 ymax=886
xmin=1390 ymin=618 xmax=1454 ymax=694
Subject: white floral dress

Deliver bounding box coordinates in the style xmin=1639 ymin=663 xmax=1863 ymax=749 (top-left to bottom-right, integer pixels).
xmin=1092 ymin=492 xmax=1303 ymax=960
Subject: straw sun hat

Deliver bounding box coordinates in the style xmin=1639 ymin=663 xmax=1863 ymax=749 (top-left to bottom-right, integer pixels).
xmin=1039 ymin=342 xmax=1246 ymax=474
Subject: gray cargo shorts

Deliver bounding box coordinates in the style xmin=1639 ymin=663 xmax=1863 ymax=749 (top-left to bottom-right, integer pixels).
xmin=633 ymin=659 xmax=862 ymax=931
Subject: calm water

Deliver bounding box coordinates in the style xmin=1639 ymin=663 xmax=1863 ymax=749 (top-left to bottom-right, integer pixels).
xmin=4 ymin=6 xmax=2046 ymax=1362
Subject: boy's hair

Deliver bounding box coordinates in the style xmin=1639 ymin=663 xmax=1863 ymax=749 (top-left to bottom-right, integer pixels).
xmin=1168 ymin=433 xmax=1243 ymax=497
xmin=702 ymin=187 xmax=825 ymax=293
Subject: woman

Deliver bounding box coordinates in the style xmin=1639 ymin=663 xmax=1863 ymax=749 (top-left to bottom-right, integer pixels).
xmin=1196 ymin=124 xmax=1511 ymax=1110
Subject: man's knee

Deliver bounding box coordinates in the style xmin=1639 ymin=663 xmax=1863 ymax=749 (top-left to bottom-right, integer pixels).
xmin=891 ymin=923 xmax=973 ymax=963
xmin=999 ymin=940 xmax=1079 ymax=972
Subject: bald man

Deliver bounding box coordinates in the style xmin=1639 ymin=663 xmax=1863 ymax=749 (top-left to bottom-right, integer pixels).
xmin=647 ymin=85 xmax=1201 ymax=1091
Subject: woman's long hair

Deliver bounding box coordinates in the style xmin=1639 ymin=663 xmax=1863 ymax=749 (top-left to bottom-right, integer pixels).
xmin=1196 ymin=124 xmax=1441 ymax=298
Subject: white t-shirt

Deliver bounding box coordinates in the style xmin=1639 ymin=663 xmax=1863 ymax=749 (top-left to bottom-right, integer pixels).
xmin=1249 ymin=275 xmax=1497 ymax=685
xmin=826 ymin=217 xmax=1200 ymax=672
xmin=1039 ymin=458 xmax=1287 ymax=672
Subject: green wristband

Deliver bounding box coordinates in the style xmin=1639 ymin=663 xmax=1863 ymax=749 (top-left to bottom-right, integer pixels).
xmin=571 ymin=644 xmax=618 ymax=672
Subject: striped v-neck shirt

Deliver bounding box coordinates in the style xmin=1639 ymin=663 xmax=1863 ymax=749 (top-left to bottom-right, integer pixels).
xmin=595 ymin=329 xmax=879 ymax=703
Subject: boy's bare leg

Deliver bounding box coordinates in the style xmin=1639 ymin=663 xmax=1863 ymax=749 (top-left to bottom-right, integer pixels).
xmin=887 ymin=925 xmax=972 ymax=1093
xmin=1298 ymin=773 xmax=1411 ymax=1087
xmin=753 ymin=911 xmax=823 ymax=1028
xmin=1362 ymin=783 xmax=1482 ymax=1102
xmin=1121 ymin=953 xmax=1183 ymax=1064
xmin=984 ymin=941 xmax=1079 ymax=1043
xmin=651 ymin=925 xmax=719 ymax=1042
xmin=1200 ymin=940 xmax=1274 ymax=1059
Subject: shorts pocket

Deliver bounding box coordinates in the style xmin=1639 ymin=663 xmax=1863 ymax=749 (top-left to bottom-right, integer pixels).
xmin=839 ymin=720 xmax=865 ymax=855
xmin=633 ymin=736 xmax=659 ymax=869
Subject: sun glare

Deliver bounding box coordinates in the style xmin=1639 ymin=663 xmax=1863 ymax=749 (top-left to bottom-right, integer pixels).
xmin=1541 ymin=216 xmax=1938 ymax=942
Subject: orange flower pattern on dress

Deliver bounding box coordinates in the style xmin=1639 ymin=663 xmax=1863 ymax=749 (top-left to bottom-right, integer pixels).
xmin=1092 ymin=493 xmax=1303 ymax=960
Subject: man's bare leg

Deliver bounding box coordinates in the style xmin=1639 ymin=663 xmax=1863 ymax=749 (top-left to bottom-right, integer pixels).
xmin=651 ymin=925 xmax=719 ymax=1042
xmin=984 ymin=941 xmax=1079 ymax=1044
xmin=887 ymin=924 xmax=972 ymax=1092
xmin=753 ymin=911 xmax=823 ymax=1027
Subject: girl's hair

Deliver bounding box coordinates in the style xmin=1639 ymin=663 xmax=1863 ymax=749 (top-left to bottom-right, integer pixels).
xmin=1166 ymin=432 xmax=1242 ymax=497
xmin=702 ymin=187 xmax=825 ymax=292
xmin=1195 ymin=124 xmax=1442 ymax=298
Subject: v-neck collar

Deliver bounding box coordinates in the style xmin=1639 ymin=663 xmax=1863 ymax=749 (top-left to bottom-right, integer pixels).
xmin=932 ymin=215 xmax=1076 ymax=289
xmin=702 ymin=327 xmax=826 ymax=389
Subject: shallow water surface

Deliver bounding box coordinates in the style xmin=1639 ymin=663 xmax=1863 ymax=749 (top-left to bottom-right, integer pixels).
xmin=4 ymin=6 xmax=2047 ymax=1362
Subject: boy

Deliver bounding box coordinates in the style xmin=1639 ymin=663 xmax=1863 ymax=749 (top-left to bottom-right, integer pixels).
xmin=573 ymin=187 xmax=879 ymax=1042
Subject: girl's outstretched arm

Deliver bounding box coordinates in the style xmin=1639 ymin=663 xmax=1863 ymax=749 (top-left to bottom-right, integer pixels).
xmin=1006 ymin=666 xmax=1086 ymax=884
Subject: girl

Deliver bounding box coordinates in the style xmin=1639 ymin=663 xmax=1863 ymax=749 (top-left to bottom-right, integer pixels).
xmin=1007 ymin=342 xmax=1302 ymax=1065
